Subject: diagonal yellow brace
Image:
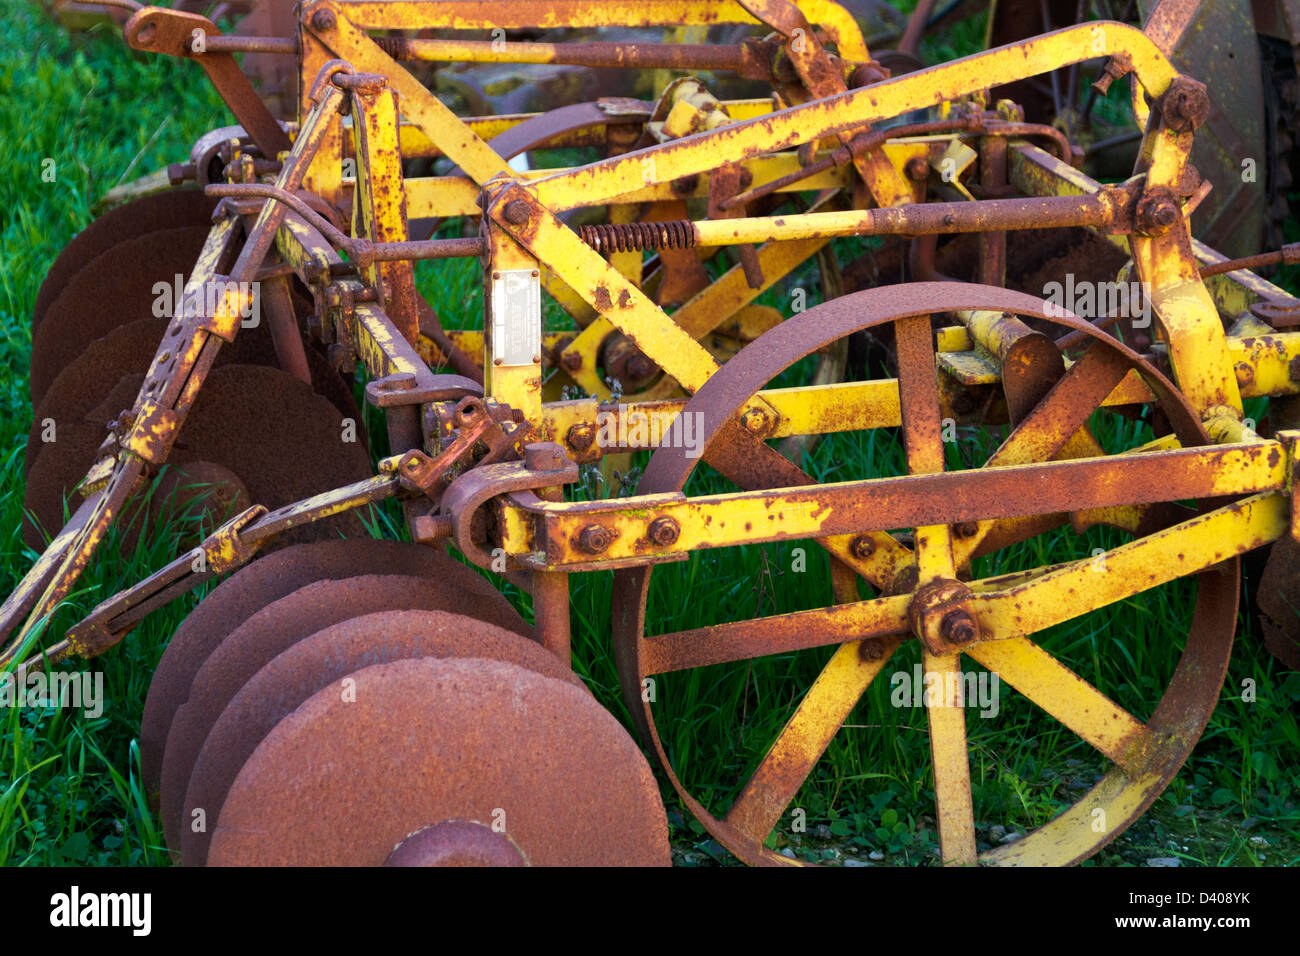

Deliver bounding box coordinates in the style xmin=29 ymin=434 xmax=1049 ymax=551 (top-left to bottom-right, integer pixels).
xmin=487 ymin=184 xmax=722 ymax=396
xmin=306 ymin=0 xmax=511 ymax=183
xmin=530 ymin=22 xmax=1177 ymax=211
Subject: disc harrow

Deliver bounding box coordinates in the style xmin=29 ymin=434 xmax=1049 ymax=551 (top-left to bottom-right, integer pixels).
xmin=8 ymin=0 xmax=1300 ymax=867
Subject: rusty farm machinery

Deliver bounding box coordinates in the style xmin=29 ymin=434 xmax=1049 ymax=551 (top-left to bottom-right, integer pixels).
xmin=5 ymin=0 xmax=1300 ymax=866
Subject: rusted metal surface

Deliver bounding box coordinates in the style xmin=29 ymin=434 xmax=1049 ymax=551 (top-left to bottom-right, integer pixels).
xmin=608 ymin=281 xmax=1239 ymax=865
xmin=1257 ymin=535 xmax=1300 ymax=668
xmin=123 ymin=7 xmax=292 ymax=159
xmin=33 ymin=190 xmax=216 ymax=329
xmin=180 ymin=608 xmax=580 ymax=865
xmin=139 ymin=538 xmax=525 ymax=796
xmin=158 ymin=572 xmax=533 ymax=856
xmin=31 ymin=225 xmax=212 ymax=403
xmin=16 ymin=0 xmax=1300 ymax=870
xmin=207 ymin=656 xmax=670 ymax=865
xmin=385 ymin=821 xmax=527 ymax=867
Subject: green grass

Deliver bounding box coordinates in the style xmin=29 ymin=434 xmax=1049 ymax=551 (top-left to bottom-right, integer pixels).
xmin=2 ymin=0 xmax=1297 ymax=868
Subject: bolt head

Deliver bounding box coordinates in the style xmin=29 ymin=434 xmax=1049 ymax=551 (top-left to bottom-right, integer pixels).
xmin=524 ymin=442 xmax=566 ymax=471
xmin=647 ymin=516 xmax=680 ymax=547
xmin=502 ymin=199 xmax=531 ymax=226
xmin=565 ymin=423 xmax=596 ymax=452
xmin=904 ymin=156 xmax=929 ymax=182
xmin=1161 ymin=79 xmax=1210 ymax=133
xmin=859 ymin=638 xmax=886 ymax=662
xmin=671 ymin=175 xmax=699 ymax=195
xmin=939 ymin=609 xmax=978 ymax=645
xmin=625 ymin=352 xmax=655 ymax=381
xmin=954 ymin=520 xmax=979 ymax=539
xmin=740 ymin=408 xmax=769 ymax=435
xmin=578 ymin=525 xmax=612 ymax=555
xmin=311 ymin=8 xmax=336 ymax=31
xmin=561 ymin=351 xmax=583 ymax=371
xmin=849 ymin=535 xmax=876 ymax=560
xmin=1136 ymin=191 xmax=1181 ymax=236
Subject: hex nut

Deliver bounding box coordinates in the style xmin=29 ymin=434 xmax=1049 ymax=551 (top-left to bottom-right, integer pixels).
xmin=647 ymin=516 xmax=680 ymax=547
xmin=578 ymin=525 xmax=612 ymax=554
xmin=849 ymin=535 xmax=876 ymax=560
xmin=940 ymin=609 xmax=978 ymax=644
xmin=565 ymin=423 xmax=596 ymax=453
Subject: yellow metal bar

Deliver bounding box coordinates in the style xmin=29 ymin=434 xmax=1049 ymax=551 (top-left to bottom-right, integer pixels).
xmin=350 ymin=83 xmax=420 ymax=342
xmin=531 ymin=23 xmax=1177 ymax=211
xmin=967 ymin=638 xmax=1150 ymax=774
xmin=336 ymin=0 xmax=870 ymax=59
xmin=510 ymin=444 xmax=1285 ymax=564
xmin=311 ymin=4 xmax=513 ymax=184
xmin=924 ymin=650 xmax=977 ymax=865
xmin=724 ymin=639 xmax=891 ymax=844
xmin=970 ymin=492 xmax=1287 ymax=639
xmin=537 ymin=379 xmax=902 ymax=459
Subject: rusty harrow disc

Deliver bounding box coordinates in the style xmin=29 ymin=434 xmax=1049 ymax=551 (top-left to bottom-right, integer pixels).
xmin=22 ymin=363 xmax=371 ymax=549
xmin=1257 ymin=536 xmax=1300 ymax=669
xmin=31 ymin=225 xmax=213 ymax=404
xmin=24 ymin=316 xmax=359 ymax=480
xmin=613 ymin=282 xmax=1241 ymax=866
xmin=157 ymin=571 xmax=535 ymax=853
xmin=207 ymin=655 xmax=670 ymax=866
xmin=180 ymin=608 xmax=582 ymax=865
xmin=32 ymin=189 xmax=217 ymax=330
xmin=140 ymin=539 xmax=527 ymax=797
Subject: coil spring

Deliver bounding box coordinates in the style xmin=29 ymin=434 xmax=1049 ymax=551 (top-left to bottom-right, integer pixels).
xmin=578 ymin=220 xmax=698 ymax=253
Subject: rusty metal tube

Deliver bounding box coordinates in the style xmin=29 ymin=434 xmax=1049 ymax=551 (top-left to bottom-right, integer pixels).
xmin=203 ymin=35 xmax=298 ymax=54
xmin=381 ymin=36 xmax=751 ymax=72
xmin=693 ymin=192 xmax=1119 ymax=246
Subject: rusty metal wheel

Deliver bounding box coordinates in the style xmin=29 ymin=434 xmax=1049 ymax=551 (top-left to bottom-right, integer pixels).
xmin=140 ymin=539 xmax=527 ymax=799
xmin=158 ymin=573 xmax=535 ymax=855
xmin=612 ymin=282 xmax=1242 ymax=866
xmin=207 ymin=655 xmax=671 ymax=866
xmin=180 ymin=608 xmax=582 ymax=865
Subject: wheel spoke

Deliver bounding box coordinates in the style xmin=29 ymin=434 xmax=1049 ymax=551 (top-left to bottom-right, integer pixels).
xmin=971 ymin=492 xmax=1287 ymax=638
xmin=967 ymin=638 xmax=1151 ymax=774
xmin=988 ymin=344 xmax=1131 ymax=468
xmin=724 ymin=638 xmax=898 ymax=843
xmin=895 ymin=315 xmax=946 ymax=475
xmin=704 ymin=422 xmax=913 ymax=591
xmin=642 ymin=595 xmax=910 ymax=675
xmin=924 ymin=649 xmax=978 ymax=865
xmin=895 ymin=315 xmax=955 ymax=579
